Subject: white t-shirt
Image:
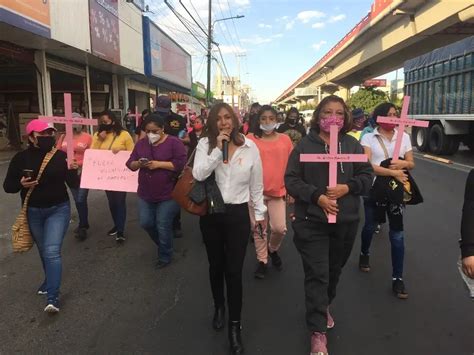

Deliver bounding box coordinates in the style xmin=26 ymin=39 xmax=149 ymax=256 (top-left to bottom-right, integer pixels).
xmin=192 ymin=136 xmax=267 ymax=220
xmin=360 ymin=128 xmax=412 ymax=166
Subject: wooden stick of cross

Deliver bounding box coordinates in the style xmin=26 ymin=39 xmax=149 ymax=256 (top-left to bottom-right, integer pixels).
xmin=300 ymin=125 xmax=368 ymax=223
xmin=376 ymin=96 xmax=429 ymax=162
xmin=127 ymin=106 xmax=142 ymax=128
xmin=38 ymin=93 xmax=98 ymax=167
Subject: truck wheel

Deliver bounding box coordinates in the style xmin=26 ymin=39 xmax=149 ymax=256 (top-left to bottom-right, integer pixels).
xmin=412 ymin=126 xmax=429 ymax=152
xmin=445 ymin=136 xmax=460 ymax=155
xmin=428 ymin=124 xmax=450 ymax=155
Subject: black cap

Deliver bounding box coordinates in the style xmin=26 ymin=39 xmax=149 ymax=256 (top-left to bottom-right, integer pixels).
xmin=155 ymin=95 xmax=172 ymax=113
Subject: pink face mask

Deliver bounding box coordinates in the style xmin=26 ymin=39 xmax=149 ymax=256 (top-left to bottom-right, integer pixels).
xmin=379 ymin=122 xmax=397 ymax=131
xmin=319 ymin=116 xmax=344 ymax=133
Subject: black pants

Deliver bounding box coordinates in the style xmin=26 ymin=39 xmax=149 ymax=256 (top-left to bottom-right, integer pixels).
xmin=199 ymin=203 xmax=250 ymax=321
xmin=293 ymin=219 xmax=359 ymax=332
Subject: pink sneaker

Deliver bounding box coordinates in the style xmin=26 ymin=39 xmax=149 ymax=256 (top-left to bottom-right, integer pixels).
xmin=310 ymin=332 xmax=328 ymax=355
xmin=327 ymin=308 xmax=335 ymax=329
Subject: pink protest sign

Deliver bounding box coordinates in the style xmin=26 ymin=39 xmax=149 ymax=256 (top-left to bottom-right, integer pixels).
xmin=80 ymin=149 xmax=138 ymax=193
xmin=300 ymin=125 xmax=368 ymax=223
xmin=38 ymin=93 xmax=98 ymax=166
xmin=376 ymin=96 xmax=429 ymax=161
xmin=128 ymin=106 xmax=142 ymax=127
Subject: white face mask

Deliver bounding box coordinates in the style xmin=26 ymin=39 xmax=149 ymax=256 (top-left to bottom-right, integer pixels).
xmin=260 ymin=123 xmax=277 ymax=133
xmin=147 ymin=132 xmax=161 ymax=144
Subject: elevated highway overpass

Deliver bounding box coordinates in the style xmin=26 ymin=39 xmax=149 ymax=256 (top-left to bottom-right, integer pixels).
xmin=274 ymin=0 xmax=474 ymax=107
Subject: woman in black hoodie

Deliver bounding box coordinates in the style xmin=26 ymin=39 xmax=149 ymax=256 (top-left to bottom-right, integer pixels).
xmin=285 ymin=95 xmax=373 ymax=355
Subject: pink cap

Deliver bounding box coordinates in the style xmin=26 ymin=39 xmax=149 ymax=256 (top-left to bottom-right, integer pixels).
xmin=25 ymin=119 xmax=57 ymax=135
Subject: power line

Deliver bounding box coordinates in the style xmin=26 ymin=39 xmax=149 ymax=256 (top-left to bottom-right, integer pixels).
xmin=188 ymin=0 xmax=207 ymax=29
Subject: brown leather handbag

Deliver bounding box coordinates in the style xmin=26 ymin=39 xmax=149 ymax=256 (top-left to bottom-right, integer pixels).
xmin=171 ymin=149 xmax=207 ymax=216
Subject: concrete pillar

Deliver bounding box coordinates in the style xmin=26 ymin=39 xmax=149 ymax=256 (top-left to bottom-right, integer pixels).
xmin=338 ymin=87 xmax=350 ymax=101
xmin=112 ymin=74 xmax=119 ymax=109
xmin=34 ymin=50 xmax=52 ymax=115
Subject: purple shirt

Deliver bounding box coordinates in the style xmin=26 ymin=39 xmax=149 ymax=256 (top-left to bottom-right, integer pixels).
xmin=126 ymin=136 xmax=187 ymax=202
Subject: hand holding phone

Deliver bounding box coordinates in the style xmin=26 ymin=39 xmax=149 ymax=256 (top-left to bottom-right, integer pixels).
xmin=138 ymin=158 xmax=150 ymax=167
xmin=23 ymin=169 xmax=35 ymax=179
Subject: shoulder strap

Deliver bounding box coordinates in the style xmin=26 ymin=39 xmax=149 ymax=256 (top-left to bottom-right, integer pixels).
xmin=107 ymin=134 xmax=118 ymax=150
xmin=375 ymin=135 xmax=389 ymax=160
xmin=186 ymin=148 xmax=197 ymax=167
xmin=22 ymin=148 xmax=57 ymax=209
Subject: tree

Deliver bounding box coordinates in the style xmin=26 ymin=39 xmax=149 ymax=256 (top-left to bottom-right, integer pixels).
xmin=348 ymin=87 xmax=389 ymax=114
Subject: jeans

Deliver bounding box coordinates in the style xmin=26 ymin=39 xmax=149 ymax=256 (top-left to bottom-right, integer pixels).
xmin=360 ymin=199 xmax=405 ymax=279
xmin=70 ymin=187 xmax=89 ymax=228
xmin=27 ymin=201 xmax=71 ymax=301
xmin=199 ymin=203 xmax=251 ymax=321
xmin=138 ymin=198 xmax=180 ymax=263
xmin=105 ymin=191 xmax=127 ymax=233
xmin=293 ymin=219 xmax=359 ymax=332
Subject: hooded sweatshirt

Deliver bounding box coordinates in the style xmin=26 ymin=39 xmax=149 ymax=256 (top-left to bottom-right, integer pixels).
xmin=285 ymin=129 xmax=373 ymax=224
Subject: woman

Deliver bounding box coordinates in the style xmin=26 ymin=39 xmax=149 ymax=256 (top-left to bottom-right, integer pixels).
xmin=92 ymin=110 xmax=134 ymax=242
xmin=56 ymin=113 xmax=92 ymax=241
xmin=126 ymin=115 xmax=186 ymax=268
xmin=347 ymin=108 xmax=367 ymax=141
xmin=3 ymin=120 xmax=79 ymax=313
xmin=187 ymin=115 xmax=205 ymax=158
xmin=285 ymin=95 xmax=373 ymax=355
xmin=135 ymin=108 xmax=150 ymax=142
xmin=359 ymin=102 xmax=415 ymax=299
xmin=247 ymin=105 xmax=293 ymax=279
xmin=277 ymin=107 xmax=307 ymax=146
xmin=193 ymin=102 xmax=266 ymax=355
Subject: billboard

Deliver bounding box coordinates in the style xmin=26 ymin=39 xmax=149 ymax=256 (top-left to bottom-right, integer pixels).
xmin=0 ymin=0 xmax=51 ymax=38
xmin=143 ymin=17 xmax=192 ymax=90
xmin=363 ymin=79 xmax=387 ymax=87
xmin=89 ymin=0 xmax=120 ymax=64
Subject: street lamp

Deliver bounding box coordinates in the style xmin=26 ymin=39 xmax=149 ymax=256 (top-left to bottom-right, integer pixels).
xmin=206 ymin=11 xmax=244 ymax=106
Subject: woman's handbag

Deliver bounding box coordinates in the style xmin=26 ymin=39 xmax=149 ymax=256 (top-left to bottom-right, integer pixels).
xmin=11 ymin=149 xmax=57 ymax=253
xmin=171 ymin=149 xmax=208 ymax=216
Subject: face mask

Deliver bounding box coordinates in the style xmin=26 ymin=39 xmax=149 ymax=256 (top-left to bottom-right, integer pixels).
xmin=379 ymin=122 xmax=397 ymax=131
xmin=319 ymin=116 xmax=344 ymax=133
xmin=193 ymin=123 xmax=203 ymax=130
xmin=36 ymin=136 xmax=56 ymax=152
xmin=260 ymin=123 xmax=277 ymax=133
xmin=353 ymin=118 xmax=366 ymax=130
xmin=99 ymin=123 xmax=113 ymax=132
xmin=288 ymin=118 xmax=297 ymax=126
xmin=147 ymin=132 xmax=161 ymax=144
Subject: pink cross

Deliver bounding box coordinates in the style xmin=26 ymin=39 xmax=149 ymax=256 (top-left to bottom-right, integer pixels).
xmin=38 ymin=93 xmax=98 ymax=166
xmin=300 ymin=125 xmax=368 ymax=223
xmin=128 ymin=106 xmax=142 ymax=127
xmin=376 ymin=96 xmax=429 ymax=161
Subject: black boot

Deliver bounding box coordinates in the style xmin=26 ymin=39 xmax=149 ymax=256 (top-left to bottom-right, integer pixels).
xmin=212 ymin=305 xmax=225 ymax=330
xmin=228 ymin=321 xmax=244 ymax=354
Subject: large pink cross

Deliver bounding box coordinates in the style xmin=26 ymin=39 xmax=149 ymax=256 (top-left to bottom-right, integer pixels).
xmin=300 ymin=125 xmax=368 ymax=223
xmin=39 ymin=93 xmax=98 ymax=166
xmin=128 ymin=106 xmax=142 ymax=127
xmin=376 ymin=96 xmax=429 ymax=161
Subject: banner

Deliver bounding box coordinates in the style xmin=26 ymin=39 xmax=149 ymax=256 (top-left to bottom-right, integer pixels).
xmin=81 ymin=149 xmax=137 ymax=193
xmin=89 ymin=0 xmax=120 ymax=64
xmin=0 ymin=0 xmax=51 ymax=38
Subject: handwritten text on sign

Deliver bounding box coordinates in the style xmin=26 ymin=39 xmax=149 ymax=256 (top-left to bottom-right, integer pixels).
xmin=80 ymin=149 xmax=137 ymax=193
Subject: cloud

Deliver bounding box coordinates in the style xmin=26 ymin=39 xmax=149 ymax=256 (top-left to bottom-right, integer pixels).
xmin=241 ymin=35 xmax=273 ymax=45
xmin=285 ymin=20 xmax=295 ymax=30
xmin=272 ymin=33 xmax=283 ymax=38
xmin=311 ymin=40 xmax=327 ymax=51
xmin=258 ymin=23 xmax=272 ymax=29
xmin=312 ymin=22 xmax=325 ymax=29
xmin=296 ymin=10 xmax=325 ymax=24
xmin=276 ymin=15 xmax=289 ymax=22
xmin=234 ymin=0 xmax=250 ymax=6
xmin=328 ymin=14 xmax=346 ymax=23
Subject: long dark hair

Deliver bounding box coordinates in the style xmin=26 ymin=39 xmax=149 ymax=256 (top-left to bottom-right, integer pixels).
xmin=253 ymin=105 xmax=278 ymax=138
xmin=100 ymin=110 xmax=124 ymax=135
xmin=204 ymin=102 xmax=244 ymax=154
xmin=310 ymin=95 xmax=352 ymax=134
xmin=372 ymin=102 xmax=397 ymax=125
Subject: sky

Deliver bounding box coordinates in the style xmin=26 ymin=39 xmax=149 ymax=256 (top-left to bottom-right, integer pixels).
xmin=148 ymin=0 xmax=398 ymax=104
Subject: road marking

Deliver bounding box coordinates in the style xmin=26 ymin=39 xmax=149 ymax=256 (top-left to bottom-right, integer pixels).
xmin=414 ymin=152 xmax=474 ymax=173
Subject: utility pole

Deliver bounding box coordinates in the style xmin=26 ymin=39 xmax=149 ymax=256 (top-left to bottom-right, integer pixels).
xmin=236 ymin=53 xmax=246 ymax=109
xmin=206 ymin=0 xmax=212 ymax=107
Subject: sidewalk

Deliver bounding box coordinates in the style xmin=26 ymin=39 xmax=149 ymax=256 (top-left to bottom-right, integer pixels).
xmin=0 ymin=149 xmax=20 ymax=165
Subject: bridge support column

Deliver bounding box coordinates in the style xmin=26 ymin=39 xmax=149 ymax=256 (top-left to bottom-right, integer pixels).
xmin=338 ymin=87 xmax=350 ymax=101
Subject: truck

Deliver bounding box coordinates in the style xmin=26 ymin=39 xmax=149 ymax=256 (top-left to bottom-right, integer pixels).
xmin=404 ymin=36 xmax=474 ymax=155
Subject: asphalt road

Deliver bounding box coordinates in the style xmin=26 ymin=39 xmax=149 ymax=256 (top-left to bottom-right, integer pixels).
xmin=0 ymin=154 xmax=473 ymax=355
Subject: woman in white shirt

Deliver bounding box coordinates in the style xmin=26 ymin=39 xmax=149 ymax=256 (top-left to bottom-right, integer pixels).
xmin=193 ymin=102 xmax=266 ymax=355
xmin=359 ymin=102 xmax=414 ymax=299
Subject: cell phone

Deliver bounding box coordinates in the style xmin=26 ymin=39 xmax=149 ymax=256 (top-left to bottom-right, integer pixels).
xmin=139 ymin=158 xmax=149 ymax=164
xmin=23 ymin=169 xmax=35 ymax=179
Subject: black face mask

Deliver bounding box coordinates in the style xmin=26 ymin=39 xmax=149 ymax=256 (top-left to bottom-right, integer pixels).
xmin=288 ymin=118 xmax=297 ymax=125
xmin=36 ymin=136 xmax=56 ymax=152
xmin=99 ymin=123 xmax=113 ymax=132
